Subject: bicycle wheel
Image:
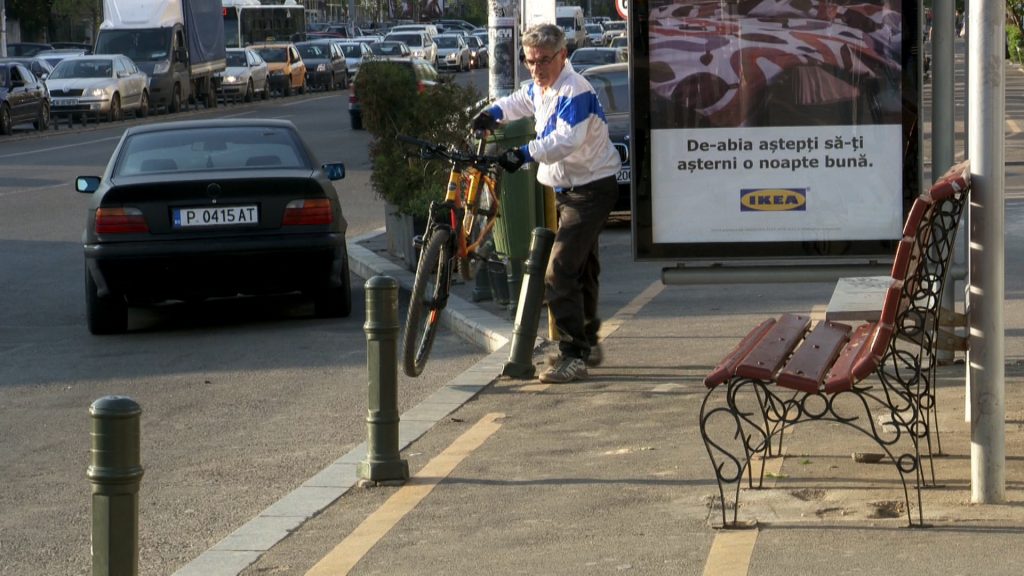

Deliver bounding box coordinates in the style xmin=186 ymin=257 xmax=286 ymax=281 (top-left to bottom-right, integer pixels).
xmin=403 ymin=227 xmax=453 ymax=377
xmin=458 ymin=174 xmax=498 ymax=281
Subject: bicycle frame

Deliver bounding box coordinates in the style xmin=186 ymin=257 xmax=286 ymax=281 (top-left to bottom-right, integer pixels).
xmin=429 ymin=137 xmax=501 ymax=264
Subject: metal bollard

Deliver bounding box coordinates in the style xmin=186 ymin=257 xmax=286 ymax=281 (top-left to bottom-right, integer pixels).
xmin=87 ymin=396 xmax=144 ymax=576
xmin=503 ymin=227 xmax=555 ymax=379
xmin=358 ymin=276 xmax=410 ymax=482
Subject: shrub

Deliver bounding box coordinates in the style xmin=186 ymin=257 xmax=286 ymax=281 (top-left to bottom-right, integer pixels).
xmin=355 ymin=60 xmax=483 ymax=218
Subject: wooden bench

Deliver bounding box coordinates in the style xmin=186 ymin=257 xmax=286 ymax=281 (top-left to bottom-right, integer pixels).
xmin=699 ymin=160 xmax=971 ymax=528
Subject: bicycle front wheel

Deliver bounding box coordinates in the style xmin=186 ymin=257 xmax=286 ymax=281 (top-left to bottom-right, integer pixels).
xmin=402 ymin=227 xmax=453 ymax=377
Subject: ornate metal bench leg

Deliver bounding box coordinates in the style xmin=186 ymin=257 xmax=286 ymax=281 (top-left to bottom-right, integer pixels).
xmin=700 ymin=384 xmax=750 ymax=528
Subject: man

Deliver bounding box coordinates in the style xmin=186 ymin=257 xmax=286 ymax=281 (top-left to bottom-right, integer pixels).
xmin=472 ymin=23 xmax=621 ymax=383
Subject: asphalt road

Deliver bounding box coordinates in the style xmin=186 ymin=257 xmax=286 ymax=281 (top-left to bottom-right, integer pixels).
xmin=0 ymin=69 xmax=493 ymax=576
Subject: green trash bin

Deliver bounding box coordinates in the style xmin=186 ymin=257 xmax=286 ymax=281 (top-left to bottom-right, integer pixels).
xmin=489 ymin=118 xmax=546 ymax=312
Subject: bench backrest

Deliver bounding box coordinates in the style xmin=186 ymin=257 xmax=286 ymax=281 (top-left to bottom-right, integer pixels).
xmin=849 ymin=159 xmax=971 ymax=382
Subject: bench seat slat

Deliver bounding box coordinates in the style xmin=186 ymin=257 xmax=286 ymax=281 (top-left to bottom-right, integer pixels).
xmin=734 ymin=314 xmax=811 ymax=381
xmin=824 ymin=323 xmax=875 ymax=393
xmin=704 ymin=318 xmax=777 ymax=388
xmin=777 ymin=321 xmax=852 ymax=393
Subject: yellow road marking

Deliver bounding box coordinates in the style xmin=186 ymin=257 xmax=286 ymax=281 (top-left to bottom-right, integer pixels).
xmin=520 ymin=280 xmax=666 ymax=393
xmin=702 ymin=530 xmax=759 ymax=576
xmin=305 ymin=413 xmax=505 ymax=576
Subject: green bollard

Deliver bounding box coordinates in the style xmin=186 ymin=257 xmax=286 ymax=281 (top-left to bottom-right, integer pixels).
xmin=87 ymin=396 xmax=144 ymax=576
xmin=503 ymin=227 xmax=556 ymax=379
xmin=358 ymin=276 xmax=409 ymax=482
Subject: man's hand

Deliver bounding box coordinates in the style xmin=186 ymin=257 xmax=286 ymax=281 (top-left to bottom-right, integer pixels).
xmin=498 ymin=147 xmax=526 ymax=173
xmin=472 ymin=111 xmax=499 ymax=132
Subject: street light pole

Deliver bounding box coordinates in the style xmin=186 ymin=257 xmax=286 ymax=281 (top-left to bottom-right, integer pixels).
xmin=1 ymin=0 xmax=8 ymax=58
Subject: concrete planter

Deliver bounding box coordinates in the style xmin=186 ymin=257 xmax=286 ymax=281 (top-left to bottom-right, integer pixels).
xmin=384 ymin=202 xmax=426 ymax=272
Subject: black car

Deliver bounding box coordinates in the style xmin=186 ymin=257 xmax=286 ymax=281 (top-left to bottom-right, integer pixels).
xmin=582 ymin=62 xmax=630 ymax=212
xmin=5 ymin=42 xmax=53 ymax=57
xmin=295 ymin=40 xmax=349 ymax=90
xmin=0 ymin=56 xmax=55 ymax=80
xmin=77 ymin=119 xmax=352 ymax=334
xmin=0 ymin=62 xmax=50 ymax=135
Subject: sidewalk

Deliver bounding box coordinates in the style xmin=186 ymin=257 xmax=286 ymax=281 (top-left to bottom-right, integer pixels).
xmin=168 ymin=214 xmax=1024 ymax=575
xmin=173 ymin=53 xmax=1024 ymax=573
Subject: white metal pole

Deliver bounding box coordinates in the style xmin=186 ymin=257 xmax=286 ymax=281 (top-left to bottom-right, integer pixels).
xmin=967 ymin=0 xmax=1005 ymax=504
xmin=1 ymin=0 xmax=7 ymax=58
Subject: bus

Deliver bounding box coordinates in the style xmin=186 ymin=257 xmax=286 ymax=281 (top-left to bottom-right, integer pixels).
xmin=223 ymin=0 xmax=306 ymax=48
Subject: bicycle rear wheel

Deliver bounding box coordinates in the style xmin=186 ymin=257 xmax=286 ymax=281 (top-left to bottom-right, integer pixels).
xmin=403 ymin=227 xmax=453 ymax=377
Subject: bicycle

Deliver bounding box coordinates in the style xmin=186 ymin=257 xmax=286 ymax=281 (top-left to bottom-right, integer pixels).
xmin=398 ymin=131 xmax=504 ymax=377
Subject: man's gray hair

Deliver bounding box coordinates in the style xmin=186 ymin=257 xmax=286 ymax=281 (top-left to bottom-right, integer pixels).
xmin=522 ymin=23 xmax=567 ymax=52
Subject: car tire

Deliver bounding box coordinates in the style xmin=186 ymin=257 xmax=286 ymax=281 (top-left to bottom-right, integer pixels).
xmin=34 ymin=101 xmax=50 ymax=131
xmin=283 ymin=82 xmax=292 ymax=97
xmin=313 ymin=254 xmax=352 ymax=318
xmin=108 ymin=94 xmax=122 ymax=122
xmin=244 ymin=79 xmax=254 ymax=102
xmin=326 ymin=74 xmax=335 ymax=91
xmin=137 ymin=91 xmax=149 ymax=118
xmin=350 ymin=111 xmax=362 ymax=130
xmin=0 ymin=103 xmax=13 ymax=135
xmin=86 ymin=268 xmax=128 ymax=335
xmin=169 ymin=84 xmax=182 ymax=114
xmin=261 ymin=82 xmax=269 ymax=100
xmin=338 ymin=73 xmax=347 ymax=89
xmin=298 ymin=79 xmax=306 ymax=95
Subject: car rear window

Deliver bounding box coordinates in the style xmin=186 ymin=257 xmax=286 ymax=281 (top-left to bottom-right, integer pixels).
xmin=114 ymin=126 xmax=311 ymax=177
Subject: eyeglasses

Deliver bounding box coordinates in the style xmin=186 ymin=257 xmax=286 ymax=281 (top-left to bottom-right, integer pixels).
xmin=524 ymin=53 xmax=560 ymax=67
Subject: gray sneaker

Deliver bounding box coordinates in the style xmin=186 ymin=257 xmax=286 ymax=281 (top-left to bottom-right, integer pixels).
xmin=586 ymin=342 xmax=603 ymax=367
xmin=539 ymin=357 xmax=588 ymax=383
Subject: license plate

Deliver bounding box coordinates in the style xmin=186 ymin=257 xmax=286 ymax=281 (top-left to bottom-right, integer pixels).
xmin=173 ymin=205 xmax=259 ymax=228
xmin=616 ymin=167 xmax=631 ymax=184
xmin=52 ymin=98 xmax=78 ymax=106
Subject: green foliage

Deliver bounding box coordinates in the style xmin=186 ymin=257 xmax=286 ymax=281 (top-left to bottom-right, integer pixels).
xmin=1009 ymin=25 xmax=1024 ymax=64
xmin=356 ymin=60 xmax=482 ymax=218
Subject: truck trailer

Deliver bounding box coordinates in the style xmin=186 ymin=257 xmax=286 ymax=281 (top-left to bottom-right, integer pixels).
xmin=94 ymin=0 xmax=227 ymax=113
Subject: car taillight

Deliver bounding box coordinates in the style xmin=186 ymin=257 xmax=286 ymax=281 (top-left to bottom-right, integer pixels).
xmin=283 ymin=198 xmax=333 ymax=226
xmin=416 ymin=81 xmax=426 ymax=94
xmin=95 ymin=207 xmax=148 ymax=234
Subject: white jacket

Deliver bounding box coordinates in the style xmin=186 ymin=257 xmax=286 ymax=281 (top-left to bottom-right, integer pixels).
xmin=486 ymin=65 xmax=621 ymax=190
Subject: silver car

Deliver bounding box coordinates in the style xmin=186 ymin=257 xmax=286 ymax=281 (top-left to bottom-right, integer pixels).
xmin=46 ymin=55 xmax=149 ymax=121
xmin=336 ymin=41 xmax=372 ymax=80
xmin=434 ymin=34 xmax=471 ymax=72
xmin=217 ymin=48 xmax=269 ymax=102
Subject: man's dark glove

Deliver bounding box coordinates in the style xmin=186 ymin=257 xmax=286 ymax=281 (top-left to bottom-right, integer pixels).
xmin=472 ymin=111 xmax=499 ymax=132
xmin=498 ymin=147 xmax=526 ymax=173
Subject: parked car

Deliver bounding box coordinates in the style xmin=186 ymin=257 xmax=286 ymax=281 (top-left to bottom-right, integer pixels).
xmin=217 ymin=48 xmax=269 ymax=102
xmin=4 ymin=42 xmax=53 ymax=57
xmin=46 ymin=55 xmax=149 ymax=122
xmin=348 ymin=58 xmax=439 ymax=130
xmin=389 ymin=24 xmax=439 ymax=39
xmin=335 ymin=41 xmax=372 ymax=81
xmin=251 ymin=42 xmax=307 ymax=97
xmin=367 ymin=41 xmax=412 ymax=60
xmin=0 ymin=56 xmax=55 ymax=80
xmin=295 ymin=40 xmax=349 ymax=90
xmin=35 ymin=48 xmax=89 ymax=69
xmin=568 ymin=47 xmax=627 ymax=73
xmin=464 ymin=35 xmax=488 ymax=68
xmin=581 ymin=63 xmax=630 ymax=212
xmin=434 ymin=19 xmax=477 ymax=34
xmin=77 ymin=118 xmax=352 ymax=334
xmin=384 ymin=32 xmax=437 ymax=66
xmin=434 ymin=34 xmax=471 ymax=72
xmin=601 ymin=20 xmax=628 ymax=45
xmin=50 ymin=42 xmax=93 ymax=53
xmin=0 ymin=62 xmax=50 ymax=134
xmin=585 ymin=23 xmax=606 ymax=46
xmin=609 ymin=35 xmax=628 ymax=51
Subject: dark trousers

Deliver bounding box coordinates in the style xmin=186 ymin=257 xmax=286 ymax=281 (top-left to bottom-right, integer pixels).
xmin=545 ymin=175 xmax=618 ymax=360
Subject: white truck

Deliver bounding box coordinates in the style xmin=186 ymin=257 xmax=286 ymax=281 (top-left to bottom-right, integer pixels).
xmin=556 ymin=5 xmax=586 ymax=53
xmin=94 ymin=0 xmax=226 ymax=113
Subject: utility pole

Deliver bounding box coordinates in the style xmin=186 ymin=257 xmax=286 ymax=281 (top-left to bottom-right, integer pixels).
xmin=1 ymin=0 xmax=7 ymax=58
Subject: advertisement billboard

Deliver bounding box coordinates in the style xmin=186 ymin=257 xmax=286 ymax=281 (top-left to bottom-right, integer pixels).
xmin=630 ymin=1 xmax=922 ymax=262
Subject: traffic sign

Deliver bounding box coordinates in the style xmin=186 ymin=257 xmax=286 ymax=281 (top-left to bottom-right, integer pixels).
xmin=616 ymin=0 xmax=628 ymax=21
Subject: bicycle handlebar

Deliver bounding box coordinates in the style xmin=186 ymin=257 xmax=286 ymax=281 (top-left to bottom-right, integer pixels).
xmin=398 ymin=133 xmax=502 ymax=168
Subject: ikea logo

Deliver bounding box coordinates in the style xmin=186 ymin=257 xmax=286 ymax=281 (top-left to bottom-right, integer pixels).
xmin=740 ymin=188 xmax=807 ymax=212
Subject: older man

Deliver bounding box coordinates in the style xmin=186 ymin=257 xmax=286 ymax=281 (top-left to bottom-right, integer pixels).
xmin=473 ymin=23 xmax=621 ymax=383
